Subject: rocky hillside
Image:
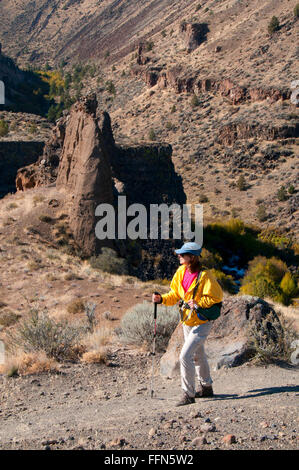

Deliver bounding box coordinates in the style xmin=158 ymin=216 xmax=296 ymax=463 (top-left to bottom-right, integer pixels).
xmin=0 ymin=0 xmax=298 ymax=237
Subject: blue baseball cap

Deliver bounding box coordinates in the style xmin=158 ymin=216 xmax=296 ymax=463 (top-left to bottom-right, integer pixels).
xmin=175 ymin=242 xmax=202 ymax=256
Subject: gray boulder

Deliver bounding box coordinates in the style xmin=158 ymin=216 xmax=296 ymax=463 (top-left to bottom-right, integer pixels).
xmin=160 ymin=295 xmax=284 ymax=376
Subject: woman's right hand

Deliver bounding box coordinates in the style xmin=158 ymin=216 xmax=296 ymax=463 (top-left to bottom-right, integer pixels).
xmin=152 ymin=293 xmax=162 ymax=304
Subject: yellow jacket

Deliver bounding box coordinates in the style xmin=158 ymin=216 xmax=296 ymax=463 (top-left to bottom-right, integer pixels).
xmin=161 ymin=265 xmax=223 ymax=326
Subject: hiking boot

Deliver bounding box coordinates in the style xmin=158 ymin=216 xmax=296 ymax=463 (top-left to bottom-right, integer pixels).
xmin=195 ymin=384 xmax=214 ymax=398
xmin=175 ymin=392 xmax=195 ymax=407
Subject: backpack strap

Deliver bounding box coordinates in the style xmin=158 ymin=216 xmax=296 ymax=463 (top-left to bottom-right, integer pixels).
xmin=192 ymin=271 xmax=203 ymax=300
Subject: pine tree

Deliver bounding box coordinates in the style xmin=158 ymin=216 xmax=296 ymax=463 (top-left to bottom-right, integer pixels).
xmin=268 ymin=16 xmax=280 ymax=35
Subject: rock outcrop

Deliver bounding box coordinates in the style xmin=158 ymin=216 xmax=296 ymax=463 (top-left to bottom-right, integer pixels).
xmin=158 ymin=66 xmax=195 ymax=93
xmin=15 ymin=94 xmax=115 ymax=256
xmin=14 ymin=93 xmax=186 ymax=279
xmin=131 ymin=65 xmax=161 ymax=87
xmin=133 ymin=61 xmax=291 ymax=105
xmin=55 ymin=93 xmax=115 ymax=257
xmin=217 ymin=121 xmax=299 ymax=146
xmin=136 ymin=43 xmax=149 ymax=65
xmin=160 ymin=296 xmax=284 ymax=376
xmin=179 ymin=22 xmax=209 ymax=53
xmin=16 ymin=116 xmax=66 ymax=191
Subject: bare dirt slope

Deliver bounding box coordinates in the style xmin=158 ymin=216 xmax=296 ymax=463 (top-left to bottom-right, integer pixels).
xmin=0 ymin=348 xmax=298 ymax=450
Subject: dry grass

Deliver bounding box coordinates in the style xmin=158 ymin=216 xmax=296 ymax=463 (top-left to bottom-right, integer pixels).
xmin=80 ymin=350 xmax=107 ymax=364
xmin=80 ymin=325 xmax=112 ymax=364
xmin=0 ymin=351 xmax=59 ymax=376
xmin=0 ymin=311 xmax=21 ymax=327
xmin=83 ymin=325 xmax=112 ymax=350
xmin=67 ymin=298 xmax=86 ymax=314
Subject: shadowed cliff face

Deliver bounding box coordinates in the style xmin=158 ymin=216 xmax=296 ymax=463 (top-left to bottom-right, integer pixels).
xmin=0 ymin=54 xmax=50 ymax=114
xmin=0 ymin=141 xmax=44 ymax=198
xmin=14 ymin=93 xmax=187 ymax=280
xmin=111 ymin=143 xmax=187 ymax=280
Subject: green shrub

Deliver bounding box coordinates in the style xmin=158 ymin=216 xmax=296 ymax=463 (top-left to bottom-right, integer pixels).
xmin=39 ymin=214 xmax=54 ymax=223
xmin=237 ymin=175 xmax=246 ymax=191
xmin=106 ymin=80 xmax=116 ymax=95
xmin=200 ymin=248 xmax=223 ymax=270
xmin=277 ymin=185 xmax=288 ymax=201
xmin=294 ymin=3 xmax=299 ymax=17
xmin=0 ymin=119 xmax=9 ymax=137
xmin=118 ymin=302 xmax=179 ymax=351
xmin=225 ymin=218 xmax=245 ymax=236
xmin=256 ymin=204 xmax=268 ymax=222
xmin=89 ymin=247 xmax=129 ymax=275
xmin=146 ymin=41 xmax=154 ymax=51
xmin=257 ymin=229 xmax=294 ymax=250
xmin=148 ymin=128 xmax=156 ymax=141
xmin=191 ymin=94 xmax=200 ymax=107
xmin=47 ymin=104 xmax=62 ymax=123
xmin=240 ymin=256 xmax=296 ymax=305
xmin=288 ymin=185 xmax=295 ymax=194
xmin=166 ymin=121 xmax=174 ymax=130
xmin=198 ymin=194 xmax=209 ymax=203
xmin=268 ymin=16 xmax=280 ymax=34
xmin=211 ymin=269 xmax=237 ymax=294
xmin=280 ymin=272 xmax=298 ymax=298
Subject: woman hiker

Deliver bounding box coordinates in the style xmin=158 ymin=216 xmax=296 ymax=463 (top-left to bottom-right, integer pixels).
xmin=152 ymin=242 xmax=223 ymax=407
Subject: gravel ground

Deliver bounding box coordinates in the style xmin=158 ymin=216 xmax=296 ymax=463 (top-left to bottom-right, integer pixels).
xmin=0 ymin=347 xmax=298 ymax=451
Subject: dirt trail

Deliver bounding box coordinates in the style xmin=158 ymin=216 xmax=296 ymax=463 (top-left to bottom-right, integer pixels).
xmin=0 ymin=348 xmax=298 ymax=450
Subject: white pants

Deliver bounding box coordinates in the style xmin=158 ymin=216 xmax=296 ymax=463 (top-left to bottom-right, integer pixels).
xmin=180 ymin=322 xmax=213 ymax=397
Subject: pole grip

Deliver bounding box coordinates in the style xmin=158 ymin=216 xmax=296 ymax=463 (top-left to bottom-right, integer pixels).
xmin=154 ymin=291 xmax=159 ymax=320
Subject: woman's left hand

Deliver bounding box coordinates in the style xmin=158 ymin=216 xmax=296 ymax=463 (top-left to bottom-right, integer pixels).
xmin=187 ymin=300 xmax=197 ymax=310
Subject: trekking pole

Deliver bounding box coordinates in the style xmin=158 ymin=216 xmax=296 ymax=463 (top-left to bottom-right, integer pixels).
xmin=150 ymin=292 xmax=159 ymax=399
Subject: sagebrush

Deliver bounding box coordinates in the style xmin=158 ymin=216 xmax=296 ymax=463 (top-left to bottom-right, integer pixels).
xmin=247 ymin=311 xmax=297 ymax=364
xmin=6 ymin=309 xmax=84 ymax=361
xmin=118 ymin=302 xmax=179 ymax=351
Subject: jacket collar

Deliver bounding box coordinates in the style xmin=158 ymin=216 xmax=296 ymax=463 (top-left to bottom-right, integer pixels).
xmin=180 ymin=265 xmax=202 ymax=295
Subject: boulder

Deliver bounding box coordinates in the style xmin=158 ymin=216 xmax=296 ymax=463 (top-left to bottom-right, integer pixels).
xmin=160 ymin=295 xmax=283 ymax=376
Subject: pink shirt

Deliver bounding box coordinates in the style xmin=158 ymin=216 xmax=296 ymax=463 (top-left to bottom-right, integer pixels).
xmin=182 ymin=268 xmax=199 ymax=293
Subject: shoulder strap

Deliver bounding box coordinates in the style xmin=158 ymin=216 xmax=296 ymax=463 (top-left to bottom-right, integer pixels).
xmin=192 ymin=271 xmax=203 ymax=300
